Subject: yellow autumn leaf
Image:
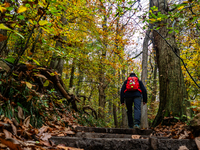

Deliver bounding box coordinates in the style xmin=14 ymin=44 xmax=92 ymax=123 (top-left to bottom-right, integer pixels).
xmin=41 ymin=27 xmax=50 ymax=33
xmin=0 ymin=24 xmax=10 ymax=30
xmin=157 ymin=17 xmax=162 ymax=21
xmin=149 ymin=18 xmax=156 ymax=22
xmin=26 ymin=82 xmax=32 ymax=89
xmin=17 ymin=5 xmax=27 ymax=13
xmin=41 ymin=0 xmax=46 ymax=4
xmin=43 ymin=80 xmax=49 ymax=87
xmin=0 ymin=6 xmax=6 ymax=13
xmin=38 ymin=1 xmax=46 ymax=7
xmin=177 ymin=6 xmax=184 ymax=10
xmin=39 ymin=20 xmax=48 ymax=26
xmin=28 ymin=19 xmax=34 ymax=25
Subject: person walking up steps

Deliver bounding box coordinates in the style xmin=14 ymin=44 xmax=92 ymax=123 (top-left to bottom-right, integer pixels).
xmin=120 ymin=72 xmax=147 ymax=128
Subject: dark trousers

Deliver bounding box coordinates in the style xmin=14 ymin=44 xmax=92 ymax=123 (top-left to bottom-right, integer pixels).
xmin=125 ymin=97 xmax=141 ymax=128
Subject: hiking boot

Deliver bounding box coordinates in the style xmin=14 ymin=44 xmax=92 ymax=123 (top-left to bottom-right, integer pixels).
xmin=134 ymin=124 xmax=140 ymax=129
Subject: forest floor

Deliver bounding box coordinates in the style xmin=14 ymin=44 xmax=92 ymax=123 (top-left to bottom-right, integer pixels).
xmin=0 ymin=110 xmax=199 ymax=150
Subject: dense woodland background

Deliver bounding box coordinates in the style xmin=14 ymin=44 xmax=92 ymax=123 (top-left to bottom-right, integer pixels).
xmin=0 ymin=0 xmax=200 ymax=131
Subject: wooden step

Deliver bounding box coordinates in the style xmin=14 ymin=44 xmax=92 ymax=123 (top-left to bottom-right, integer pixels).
xmin=74 ymin=126 xmax=153 ymax=135
xmin=50 ymin=136 xmax=198 ymax=150
xmin=75 ymin=132 xmax=149 ymax=139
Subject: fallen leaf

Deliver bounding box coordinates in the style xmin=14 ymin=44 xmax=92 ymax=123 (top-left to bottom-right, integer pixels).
xmin=3 ymin=129 xmax=12 ymax=139
xmin=34 ymin=74 xmax=47 ymax=79
xmin=11 ymin=123 xmax=17 ymax=135
xmin=0 ymin=138 xmax=23 ymax=150
xmin=57 ymin=145 xmax=84 ymax=150
xmin=195 ymin=137 xmax=200 ymax=150
xmin=178 ymin=146 xmax=189 ymax=150
xmin=12 ymin=118 xmax=19 ymax=126
xmin=23 ymin=115 xmax=31 ymax=127
xmin=38 ymin=125 xmax=49 ymax=136
xmin=131 ymin=135 xmax=141 ymax=139
xmin=0 ymin=143 xmax=7 ymax=148
xmin=27 ymin=95 xmax=33 ymax=102
xmin=26 ymin=81 xmax=33 ymax=89
xmin=18 ymin=106 xmax=24 ymax=119
xmin=40 ymin=133 xmax=52 ymax=141
xmin=39 ymin=140 xmax=52 ymax=147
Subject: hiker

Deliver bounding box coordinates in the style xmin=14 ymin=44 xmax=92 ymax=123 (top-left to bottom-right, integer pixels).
xmin=120 ymin=72 xmax=147 ymax=128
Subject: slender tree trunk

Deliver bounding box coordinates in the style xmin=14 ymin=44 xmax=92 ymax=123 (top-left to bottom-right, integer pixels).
xmin=152 ymin=0 xmax=189 ymax=127
xmin=98 ymin=12 xmax=107 ymax=119
xmin=141 ymin=24 xmax=152 ymax=129
xmin=98 ymin=80 xmax=106 ymax=119
xmin=76 ymin=62 xmax=83 ymax=95
xmin=150 ymin=54 xmax=158 ymax=104
xmin=49 ymin=42 xmax=64 ymax=75
xmin=69 ymin=58 xmax=75 ymax=88
xmin=121 ymin=68 xmax=128 ymax=128
xmin=113 ymin=102 xmax=118 ymax=128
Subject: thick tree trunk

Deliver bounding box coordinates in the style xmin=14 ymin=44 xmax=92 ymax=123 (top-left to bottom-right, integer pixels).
xmin=152 ymin=0 xmax=189 ymax=127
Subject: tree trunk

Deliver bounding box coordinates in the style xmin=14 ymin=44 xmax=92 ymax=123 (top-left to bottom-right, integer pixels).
xmin=49 ymin=15 xmax=67 ymax=75
xmin=76 ymin=62 xmax=83 ymax=95
xmin=97 ymin=7 xmax=108 ymax=119
xmin=69 ymin=58 xmax=75 ymax=88
xmin=113 ymin=103 xmax=118 ymax=128
xmin=150 ymin=53 xmax=158 ymax=104
xmin=152 ymin=0 xmax=189 ymax=127
xmin=98 ymin=80 xmax=106 ymax=119
xmin=141 ymin=23 xmax=152 ymax=129
xmin=121 ymin=68 xmax=128 ymax=128
xmin=49 ymin=51 xmax=64 ymax=75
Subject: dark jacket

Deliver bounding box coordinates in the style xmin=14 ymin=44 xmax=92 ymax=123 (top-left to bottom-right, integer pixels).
xmin=120 ymin=75 xmax=147 ymax=104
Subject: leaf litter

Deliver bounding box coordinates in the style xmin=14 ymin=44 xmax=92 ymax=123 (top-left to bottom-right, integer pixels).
xmin=0 ymin=110 xmax=82 ymax=150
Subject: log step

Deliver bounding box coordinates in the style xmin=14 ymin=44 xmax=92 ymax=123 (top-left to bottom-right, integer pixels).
xmin=75 ymin=132 xmax=148 ymax=139
xmin=50 ymin=136 xmax=198 ymax=150
xmin=74 ymin=126 xmax=152 ymax=135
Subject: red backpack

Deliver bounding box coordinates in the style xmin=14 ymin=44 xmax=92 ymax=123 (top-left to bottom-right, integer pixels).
xmin=124 ymin=76 xmax=142 ymax=93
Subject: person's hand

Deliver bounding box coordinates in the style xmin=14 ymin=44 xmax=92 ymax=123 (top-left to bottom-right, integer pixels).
xmin=143 ymin=102 xmax=146 ymax=105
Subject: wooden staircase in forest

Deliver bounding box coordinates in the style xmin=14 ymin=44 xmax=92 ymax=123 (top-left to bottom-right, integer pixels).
xmin=50 ymin=126 xmax=198 ymax=150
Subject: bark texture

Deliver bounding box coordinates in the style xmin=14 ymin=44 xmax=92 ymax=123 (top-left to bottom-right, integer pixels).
xmin=152 ymin=0 xmax=188 ymax=126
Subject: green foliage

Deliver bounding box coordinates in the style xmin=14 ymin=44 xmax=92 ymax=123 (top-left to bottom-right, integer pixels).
xmin=74 ymin=112 xmax=107 ymax=127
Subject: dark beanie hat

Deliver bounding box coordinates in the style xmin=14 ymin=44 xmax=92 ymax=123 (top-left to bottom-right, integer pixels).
xmin=130 ymin=73 xmax=136 ymax=76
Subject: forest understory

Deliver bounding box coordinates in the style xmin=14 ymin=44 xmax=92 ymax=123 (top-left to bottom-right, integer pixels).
xmin=0 ymin=61 xmax=200 ymax=150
